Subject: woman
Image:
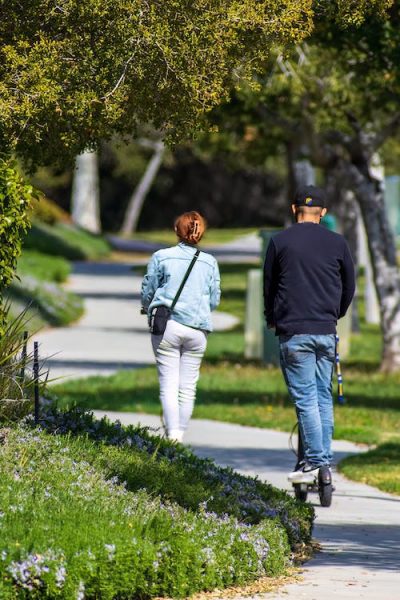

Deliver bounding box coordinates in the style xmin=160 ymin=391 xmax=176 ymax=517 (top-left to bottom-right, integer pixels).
xmin=141 ymin=211 xmax=221 ymax=442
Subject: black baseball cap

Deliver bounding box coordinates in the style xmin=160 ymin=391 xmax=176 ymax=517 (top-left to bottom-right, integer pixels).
xmin=294 ymin=185 xmax=326 ymax=208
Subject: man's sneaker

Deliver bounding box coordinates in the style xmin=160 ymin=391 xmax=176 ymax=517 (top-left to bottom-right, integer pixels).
xmin=288 ymin=462 xmax=321 ymax=484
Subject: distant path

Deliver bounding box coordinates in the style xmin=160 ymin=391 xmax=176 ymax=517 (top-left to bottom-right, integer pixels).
xmin=36 ymin=261 xmax=238 ymax=380
xmin=94 ymin=411 xmax=400 ymax=600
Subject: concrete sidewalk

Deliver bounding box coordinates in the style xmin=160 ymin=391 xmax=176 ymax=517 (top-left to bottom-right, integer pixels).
xmin=94 ymin=410 xmax=400 ymax=600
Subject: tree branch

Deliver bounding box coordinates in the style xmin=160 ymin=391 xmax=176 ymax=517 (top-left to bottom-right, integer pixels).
xmin=372 ymin=112 xmax=400 ymax=152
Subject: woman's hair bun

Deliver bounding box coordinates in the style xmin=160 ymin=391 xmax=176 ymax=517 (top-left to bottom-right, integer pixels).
xmin=174 ymin=211 xmax=206 ymax=244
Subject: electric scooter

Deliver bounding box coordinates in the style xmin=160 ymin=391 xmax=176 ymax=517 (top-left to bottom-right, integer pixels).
xmin=290 ymin=426 xmax=333 ymax=507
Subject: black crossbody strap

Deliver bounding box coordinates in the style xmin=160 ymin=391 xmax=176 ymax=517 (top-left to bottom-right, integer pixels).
xmin=171 ymin=249 xmax=200 ymax=311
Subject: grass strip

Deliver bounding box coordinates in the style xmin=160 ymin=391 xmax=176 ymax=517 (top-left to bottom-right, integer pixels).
xmin=24 ymin=222 xmax=110 ymax=261
xmin=131 ymin=228 xmax=258 ymax=246
xmin=16 ymin=250 xmax=71 ymax=283
xmin=339 ymin=441 xmax=400 ymax=495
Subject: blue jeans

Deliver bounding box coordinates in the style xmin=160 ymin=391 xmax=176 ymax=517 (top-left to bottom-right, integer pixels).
xmin=279 ymin=334 xmax=336 ymax=466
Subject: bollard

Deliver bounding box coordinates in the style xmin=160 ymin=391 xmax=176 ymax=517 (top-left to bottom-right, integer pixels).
xmin=33 ymin=341 xmax=40 ymax=425
xmin=335 ymin=335 xmax=345 ymax=405
xmin=245 ymin=269 xmax=263 ymax=359
xmin=19 ymin=331 xmax=29 ymax=381
xmin=259 ymin=229 xmax=281 ymax=366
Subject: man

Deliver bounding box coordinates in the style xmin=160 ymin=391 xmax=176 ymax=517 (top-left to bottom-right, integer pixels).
xmin=263 ymin=185 xmax=355 ymax=483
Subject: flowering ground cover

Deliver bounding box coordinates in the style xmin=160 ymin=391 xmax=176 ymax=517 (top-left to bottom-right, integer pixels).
xmin=0 ymin=408 xmax=314 ymax=598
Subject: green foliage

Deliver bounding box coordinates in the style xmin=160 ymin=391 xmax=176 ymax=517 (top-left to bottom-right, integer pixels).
xmin=17 ymin=251 xmax=71 ymax=283
xmin=321 ymin=0 xmax=394 ymax=27
xmin=30 ymin=195 xmax=70 ymax=225
xmin=0 ymin=160 xmax=34 ymax=333
xmin=0 ymin=305 xmax=42 ymax=422
xmin=0 ymin=0 xmax=318 ymax=169
xmin=0 ymin=420 xmax=307 ymax=597
xmin=24 ymin=222 xmax=110 ymax=260
xmin=8 ymin=275 xmax=84 ymax=327
xmin=197 ymin=3 xmax=400 ymax=170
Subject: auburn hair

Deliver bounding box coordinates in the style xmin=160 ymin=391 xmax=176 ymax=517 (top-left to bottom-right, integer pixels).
xmin=174 ymin=211 xmax=206 ymax=245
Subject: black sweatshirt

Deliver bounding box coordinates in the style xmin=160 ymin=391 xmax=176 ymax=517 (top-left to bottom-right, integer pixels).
xmin=263 ymin=223 xmax=356 ymax=336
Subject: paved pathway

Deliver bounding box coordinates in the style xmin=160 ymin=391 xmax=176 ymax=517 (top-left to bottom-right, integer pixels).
xmin=93 ymin=411 xmax=400 ymax=600
xmin=36 ymin=261 xmax=238 ymax=380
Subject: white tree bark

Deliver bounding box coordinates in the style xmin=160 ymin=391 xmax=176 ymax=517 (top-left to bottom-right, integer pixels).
xmin=71 ymin=150 xmax=101 ymax=233
xmin=120 ymin=140 xmax=164 ymax=235
xmin=357 ymin=212 xmax=380 ymax=325
xmin=293 ymin=158 xmax=315 ymax=187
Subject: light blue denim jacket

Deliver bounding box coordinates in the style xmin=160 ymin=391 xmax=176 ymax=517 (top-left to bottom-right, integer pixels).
xmin=141 ymin=242 xmax=221 ymax=332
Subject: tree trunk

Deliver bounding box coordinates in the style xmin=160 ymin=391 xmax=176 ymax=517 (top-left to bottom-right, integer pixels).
xmin=71 ymin=150 xmax=101 ymax=234
xmin=341 ymin=159 xmax=400 ymax=371
xmin=120 ymin=141 xmax=164 ymax=235
xmin=286 ymin=141 xmax=315 ymax=196
xmin=340 ymin=190 xmax=361 ymax=333
xmin=285 ymin=142 xmax=315 ymax=226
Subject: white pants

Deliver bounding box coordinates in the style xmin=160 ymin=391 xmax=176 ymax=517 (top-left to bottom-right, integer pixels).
xmin=151 ymin=319 xmax=207 ymax=441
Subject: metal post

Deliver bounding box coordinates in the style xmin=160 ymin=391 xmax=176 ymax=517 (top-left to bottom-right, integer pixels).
xmin=19 ymin=331 xmax=28 ymax=381
xmin=33 ymin=342 xmax=40 ymax=425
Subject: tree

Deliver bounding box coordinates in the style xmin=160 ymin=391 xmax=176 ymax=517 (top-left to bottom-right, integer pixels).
xmin=0 ymin=0 xmax=322 ymax=170
xmin=71 ymin=150 xmax=101 ymax=233
xmin=200 ymin=3 xmax=400 ymax=369
xmin=0 ymin=1 xmax=391 ymax=319
xmin=120 ymin=140 xmax=165 ymax=235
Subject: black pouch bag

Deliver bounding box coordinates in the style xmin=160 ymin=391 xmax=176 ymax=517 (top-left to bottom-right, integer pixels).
xmin=149 ymin=249 xmax=200 ymax=336
xmin=150 ymin=305 xmax=172 ymax=336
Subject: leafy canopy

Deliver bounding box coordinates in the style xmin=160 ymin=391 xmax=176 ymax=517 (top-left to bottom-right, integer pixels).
xmin=0 ymin=0 xmax=316 ymax=168
xmin=0 ymin=0 xmax=391 ymax=169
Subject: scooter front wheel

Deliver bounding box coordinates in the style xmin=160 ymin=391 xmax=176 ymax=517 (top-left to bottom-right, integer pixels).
xmin=318 ymin=466 xmax=333 ymax=507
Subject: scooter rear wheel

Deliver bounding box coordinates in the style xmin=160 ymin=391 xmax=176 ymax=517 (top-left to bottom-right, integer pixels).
xmin=294 ymin=483 xmax=308 ymax=502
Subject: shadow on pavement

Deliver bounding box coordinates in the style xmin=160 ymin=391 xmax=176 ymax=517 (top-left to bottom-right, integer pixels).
xmin=43 ymin=359 xmax=151 ymax=371
xmin=73 ymin=262 xmax=134 ymax=276
xmin=76 ymin=291 xmax=142 ymax=300
xmin=189 ymin=444 xmax=358 ymax=473
xmin=312 ymin=523 xmax=400 ymax=571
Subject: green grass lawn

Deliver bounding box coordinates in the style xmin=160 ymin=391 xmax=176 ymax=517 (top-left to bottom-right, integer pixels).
xmin=16 ymin=250 xmax=71 ymax=283
xmin=24 ymin=221 xmax=111 ymax=260
xmin=132 ymin=227 xmax=258 ymax=246
xmin=53 ymin=263 xmax=400 ymax=495
xmin=6 ymin=250 xmax=83 ymax=330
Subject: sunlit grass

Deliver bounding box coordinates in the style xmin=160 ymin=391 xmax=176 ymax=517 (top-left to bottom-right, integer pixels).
xmin=132 ymin=228 xmax=258 ymax=246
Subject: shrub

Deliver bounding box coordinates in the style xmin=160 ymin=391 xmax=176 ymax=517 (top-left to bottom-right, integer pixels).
xmin=0 ymin=427 xmax=289 ymax=598
xmin=9 ymin=275 xmax=84 ymax=326
xmin=0 ymin=305 xmax=44 ymax=423
xmin=17 ymin=251 xmax=71 ymax=283
xmin=29 ymin=196 xmax=71 ymax=226
xmin=24 ymin=222 xmax=110 ymax=260
xmin=0 ymin=160 xmax=34 ymax=334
